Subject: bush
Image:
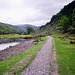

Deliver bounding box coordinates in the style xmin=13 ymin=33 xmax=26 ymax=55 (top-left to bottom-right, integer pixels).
xmin=39 ymin=38 xmax=44 ymax=41
xmin=34 ymin=39 xmax=39 ymax=42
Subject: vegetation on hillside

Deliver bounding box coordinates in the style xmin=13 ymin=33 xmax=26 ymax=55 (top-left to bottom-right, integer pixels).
xmin=0 ymin=24 xmax=24 ymax=34
xmin=0 ymin=24 xmax=16 ymax=34
xmin=39 ymin=0 xmax=75 ymax=34
xmin=56 ymin=9 xmax=75 ymax=33
xmin=51 ymin=0 xmax=75 ymax=23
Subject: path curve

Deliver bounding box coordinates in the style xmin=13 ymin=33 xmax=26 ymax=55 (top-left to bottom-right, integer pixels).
xmin=21 ymin=36 xmax=53 ymax=75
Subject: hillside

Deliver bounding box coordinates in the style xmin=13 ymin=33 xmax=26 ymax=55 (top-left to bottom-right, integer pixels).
xmin=0 ymin=22 xmax=39 ymax=32
xmin=39 ymin=0 xmax=75 ymax=34
xmin=0 ymin=24 xmax=17 ymax=34
xmin=0 ymin=23 xmax=26 ymax=34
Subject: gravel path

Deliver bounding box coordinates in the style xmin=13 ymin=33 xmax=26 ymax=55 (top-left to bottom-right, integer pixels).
xmin=21 ymin=36 xmax=53 ymax=75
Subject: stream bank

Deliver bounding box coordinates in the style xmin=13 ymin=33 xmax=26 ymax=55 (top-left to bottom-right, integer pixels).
xmin=0 ymin=38 xmax=25 ymax=44
xmin=0 ymin=40 xmax=34 ymax=62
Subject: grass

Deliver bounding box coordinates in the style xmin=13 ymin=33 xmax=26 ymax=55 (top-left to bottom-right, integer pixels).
xmin=54 ymin=37 xmax=75 ymax=75
xmin=49 ymin=38 xmax=57 ymax=75
xmin=0 ymin=37 xmax=47 ymax=75
xmin=51 ymin=32 xmax=75 ymax=37
xmin=0 ymin=34 xmax=33 ymax=39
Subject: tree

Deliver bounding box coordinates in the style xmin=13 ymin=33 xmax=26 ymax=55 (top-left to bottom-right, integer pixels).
xmin=60 ymin=16 xmax=70 ymax=32
xmin=17 ymin=29 xmax=24 ymax=35
xmin=26 ymin=26 xmax=35 ymax=34
xmin=72 ymin=9 xmax=75 ymax=27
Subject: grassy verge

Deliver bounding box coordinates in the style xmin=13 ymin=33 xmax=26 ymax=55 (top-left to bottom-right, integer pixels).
xmin=49 ymin=38 xmax=55 ymax=74
xmin=0 ymin=34 xmax=33 ymax=39
xmin=0 ymin=37 xmax=47 ymax=75
xmin=54 ymin=37 xmax=75 ymax=75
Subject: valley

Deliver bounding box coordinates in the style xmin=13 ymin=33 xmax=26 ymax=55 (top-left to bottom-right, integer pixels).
xmin=0 ymin=1 xmax=75 ymax=75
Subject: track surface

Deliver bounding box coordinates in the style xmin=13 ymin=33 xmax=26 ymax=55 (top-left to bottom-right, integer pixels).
xmin=22 ymin=36 xmax=53 ymax=75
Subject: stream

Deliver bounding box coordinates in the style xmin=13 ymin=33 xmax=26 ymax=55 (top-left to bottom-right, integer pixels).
xmin=0 ymin=40 xmax=26 ymax=50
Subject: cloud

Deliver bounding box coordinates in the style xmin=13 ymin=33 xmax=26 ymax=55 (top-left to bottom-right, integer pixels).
xmin=0 ymin=0 xmax=73 ymax=26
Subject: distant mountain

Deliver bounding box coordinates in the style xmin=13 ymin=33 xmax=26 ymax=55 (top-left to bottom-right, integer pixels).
xmin=39 ymin=0 xmax=75 ymax=34
xmin=15 ymin=24 xmax=39 ymax=31
xmin=0 ymin=22 xmax=39 ymax=32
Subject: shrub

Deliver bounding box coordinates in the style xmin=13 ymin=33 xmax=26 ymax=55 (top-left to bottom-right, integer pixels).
xmin=39 ymin=38 xmax=44 ymax=41
xmin=34 ymin=39 xmax=39 ymax=42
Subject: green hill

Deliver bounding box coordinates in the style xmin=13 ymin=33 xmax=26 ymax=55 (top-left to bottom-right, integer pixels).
xmin=0 ymin=24 xmax=17 ymax=34
xmin=0 ymin=22 xmax=39 ymax=34
xmin=39 ymin=0 xmax=75 ymax=34
xmin=0 ymin=24 xmax=24 ymax=34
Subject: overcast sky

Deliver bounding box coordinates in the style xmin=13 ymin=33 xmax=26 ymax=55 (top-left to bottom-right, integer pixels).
xmin=0 ymin=0 xmax=73 ymax=26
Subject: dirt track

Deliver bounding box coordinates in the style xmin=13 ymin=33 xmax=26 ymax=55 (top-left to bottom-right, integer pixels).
xmin=22 ymin=36 xmax=53 ymax=75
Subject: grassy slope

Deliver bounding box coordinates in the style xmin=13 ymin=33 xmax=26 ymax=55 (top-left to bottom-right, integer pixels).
xmin=51 ymin=33 xmax=75 ymax=75
xmin=0 ymin=37 xmax=47 ymax=75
